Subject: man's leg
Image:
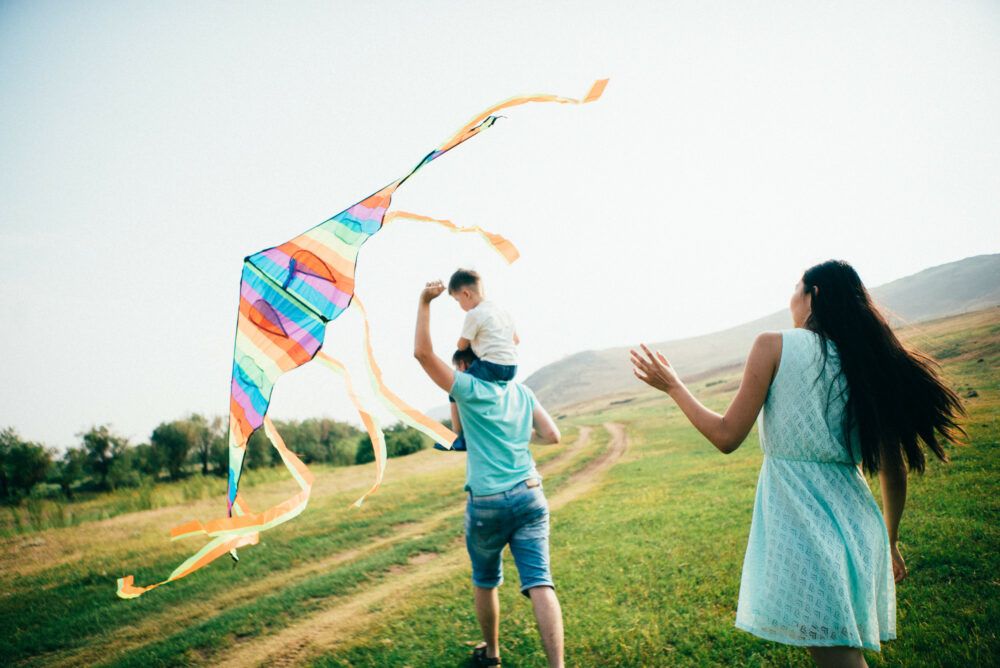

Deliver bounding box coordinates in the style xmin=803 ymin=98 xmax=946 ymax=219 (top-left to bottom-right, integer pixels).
xmin=474 ymin=586 xmax=501 ymax=661
xmin=466 ymin=494 xmax=507 ymax=664
xmin=527 ymin=586 xmax=564 ymax=668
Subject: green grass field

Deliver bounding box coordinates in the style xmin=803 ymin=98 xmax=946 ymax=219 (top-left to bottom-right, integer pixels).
xmin=3 ymin=308 xmax=998 ymax=667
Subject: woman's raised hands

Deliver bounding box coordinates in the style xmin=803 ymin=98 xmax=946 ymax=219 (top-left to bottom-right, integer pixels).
xmin=630 ymin=344 xmax=682 ymax=395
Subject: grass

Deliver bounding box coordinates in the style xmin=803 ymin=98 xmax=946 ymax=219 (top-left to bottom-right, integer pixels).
xmin=2 ymin=309 xmax=998 ymax=667
xmin=1 ymin=465 xmax=302 ymax=537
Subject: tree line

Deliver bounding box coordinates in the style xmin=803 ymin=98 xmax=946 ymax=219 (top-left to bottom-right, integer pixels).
xmin=0 ymin=416 xmax=432 ymax=504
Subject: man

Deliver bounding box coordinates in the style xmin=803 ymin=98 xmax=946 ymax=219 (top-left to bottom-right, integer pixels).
xmin=413 ymin=280 xmax=564 ymax=668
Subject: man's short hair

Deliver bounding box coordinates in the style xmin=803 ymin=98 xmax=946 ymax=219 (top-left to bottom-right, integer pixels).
xmin=453 ymin=348 xmax=479 ymax=367
xmin=448 ymin=268 xmax=482 ymax=295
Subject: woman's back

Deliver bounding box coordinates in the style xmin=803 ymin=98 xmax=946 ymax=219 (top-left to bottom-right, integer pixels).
xmin=760 ymin=328 xmax=858 ymax=464
xmin=739 ymin=328 xmax=894 ymax=650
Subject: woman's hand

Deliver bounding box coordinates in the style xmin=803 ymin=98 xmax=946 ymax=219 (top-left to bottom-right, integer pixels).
xmin=890 ymin=542 xmax=907 ymax=583
xmin=630 ymin=344 xmax=682 ymax=395
xmin=420 ymin=280 xmax=446 ymax=304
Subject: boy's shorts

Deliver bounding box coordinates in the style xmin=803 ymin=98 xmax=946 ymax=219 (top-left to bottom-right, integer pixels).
xmin=449 ymin=360 xmax=518 ymax=403
xmin=464 ymin=479 xmax=553 ymax=594
xmin=467 ymin=359 xmax=517 ymax=383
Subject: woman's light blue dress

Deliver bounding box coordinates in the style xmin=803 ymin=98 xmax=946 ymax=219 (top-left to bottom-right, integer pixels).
xmin=735 ymin=329 xmax=896 ymax=651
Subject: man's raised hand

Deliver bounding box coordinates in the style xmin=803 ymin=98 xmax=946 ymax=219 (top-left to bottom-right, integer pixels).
xmin=421 ymin=280 xmax=446 ymax=303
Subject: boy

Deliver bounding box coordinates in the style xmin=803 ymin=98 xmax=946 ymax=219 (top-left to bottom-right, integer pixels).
xmin=448 ymin=268 xmax=519 ymax=382
xmin=434 ymin=347 xmax=479 ymax=452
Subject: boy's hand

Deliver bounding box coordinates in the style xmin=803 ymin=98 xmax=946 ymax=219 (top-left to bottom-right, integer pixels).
xmin=421 ymin=281 xmax=446 ymax=304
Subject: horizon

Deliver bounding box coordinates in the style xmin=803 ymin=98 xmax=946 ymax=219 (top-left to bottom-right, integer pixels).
xmin=3 ymin=2 xmax=999 ymax=448
xmin=11 ymin=253 xmax=998 ymax=448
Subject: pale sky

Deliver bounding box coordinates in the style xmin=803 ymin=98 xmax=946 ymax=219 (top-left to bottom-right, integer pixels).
xmin=2 ymin=1 xmax=999 ymax=449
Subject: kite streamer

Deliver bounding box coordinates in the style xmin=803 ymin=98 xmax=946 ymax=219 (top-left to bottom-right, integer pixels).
xmin=117 ymin=79 xmax=607 ymax=598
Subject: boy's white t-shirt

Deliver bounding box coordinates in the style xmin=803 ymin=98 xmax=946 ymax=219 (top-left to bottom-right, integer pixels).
xmin=460 ymin=301 xmax=518 ymax=365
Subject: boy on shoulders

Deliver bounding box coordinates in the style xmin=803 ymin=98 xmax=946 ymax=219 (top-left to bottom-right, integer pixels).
xmin=449 ymin=268 xmax=519 ymax=383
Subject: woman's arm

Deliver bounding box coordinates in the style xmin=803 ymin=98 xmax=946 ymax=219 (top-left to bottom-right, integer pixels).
xmin=630 ymin=333 xmax=781 ymax=454
xmin=878 ymin=456 xmax=908 ymax=583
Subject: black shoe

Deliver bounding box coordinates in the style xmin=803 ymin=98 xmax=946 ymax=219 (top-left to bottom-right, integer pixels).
xmin=472 ymin=642 xmax=500 ymax=667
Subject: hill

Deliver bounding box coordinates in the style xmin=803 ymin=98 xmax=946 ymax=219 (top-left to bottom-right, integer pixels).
xmin=526 ymin=254 xmax=1000 ymax=409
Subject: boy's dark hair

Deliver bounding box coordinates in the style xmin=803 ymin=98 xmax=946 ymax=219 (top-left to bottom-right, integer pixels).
xmin=452 ymin=348 xmax=479 ymax=367
xmin=448 ymin=268 xmax=481 ymax=295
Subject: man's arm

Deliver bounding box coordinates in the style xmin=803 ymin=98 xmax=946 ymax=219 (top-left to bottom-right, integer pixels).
xmin=414 ymin=281 xmax=455 ymax=393
xmin=531 ymin=403 xmax=560 ymax=445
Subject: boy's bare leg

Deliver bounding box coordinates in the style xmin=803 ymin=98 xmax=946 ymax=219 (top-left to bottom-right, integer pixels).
xmin=808 ymin=646 xmax=868 ymax=667
xmin=474 ymin=586 xmax=500 ymax=660
xmin=528 ymin=586 xmax=564 ymax=668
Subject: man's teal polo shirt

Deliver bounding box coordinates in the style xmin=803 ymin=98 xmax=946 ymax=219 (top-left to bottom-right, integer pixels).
xmin=450 ymin=371 xmax=540 ymax=496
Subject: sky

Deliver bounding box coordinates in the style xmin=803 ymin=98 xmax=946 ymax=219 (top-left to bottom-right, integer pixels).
xmin=2 ymin=0 xmax=999 ymax=450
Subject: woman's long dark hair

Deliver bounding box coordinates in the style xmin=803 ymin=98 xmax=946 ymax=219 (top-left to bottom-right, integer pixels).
xmin=802 ymin=260 xmax=965 ymax=474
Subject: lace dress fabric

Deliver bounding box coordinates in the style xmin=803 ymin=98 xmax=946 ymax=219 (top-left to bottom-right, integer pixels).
xmin=735 ymin=328 xmax=896 ymax=650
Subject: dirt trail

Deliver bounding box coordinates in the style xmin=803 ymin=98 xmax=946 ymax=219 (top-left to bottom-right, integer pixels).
xmin=214 ymin=423 xmax=628 ymax=668
xmin=41 ymin=428 xmax=596 ymax=668
xmin=549 ymin=423 xmax=629 ymax=511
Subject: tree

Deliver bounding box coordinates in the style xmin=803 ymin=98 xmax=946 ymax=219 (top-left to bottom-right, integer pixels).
xmin=133 ymin=443 xmax=164 ymax=478
xmin=318 ymin=419 xmax=361 ymax=466
xmin=355 ymin=434 xmax=377 ymax=465
xmin=244 ymin=428 xmax=273 ymax=470
xmin=356 ymin=423 xmax=426 ymax=464
xmin=280 ymin=419 xmax=323 ymax=464
xmin=0 ymin=427 xmax=15 ymax=500
xmin=384 ymin=424 xmax=426 ymax=458
xmin=150 ymin=421 xmax=195 ymax=481
xmin=187 ymin=414 xmax=221 ymax=475
xmin=210 ymin=430 xmax=229 ymax=477
xmin=1 ymin=429 xmax=52 ymax=500
xmin=54 ymin=447 xmax=88 ymax=500
xmin=107 ymin=447 xmax=139 ymax=489
xmin=81 ymin=425 xmax=129 ymax=491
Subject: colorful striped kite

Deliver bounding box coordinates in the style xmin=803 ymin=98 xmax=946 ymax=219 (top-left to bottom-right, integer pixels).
xmin=117 ymin=79 xmax=608 ymax=598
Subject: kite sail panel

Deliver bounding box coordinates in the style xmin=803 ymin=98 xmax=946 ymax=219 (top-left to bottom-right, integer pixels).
xmin=117 ymin=79 xmax=608 ymax=599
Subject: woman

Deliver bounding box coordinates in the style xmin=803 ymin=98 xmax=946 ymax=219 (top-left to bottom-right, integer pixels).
xmin=630 ymin=260 xmax=964 ymax=667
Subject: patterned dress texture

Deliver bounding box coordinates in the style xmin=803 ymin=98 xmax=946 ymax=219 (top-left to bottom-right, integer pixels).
xmin=735 ymin=328 xmax=896 ymax=650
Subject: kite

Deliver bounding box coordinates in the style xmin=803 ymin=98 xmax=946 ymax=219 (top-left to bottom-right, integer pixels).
xmin=117 ymin=78 xmax=608 ymax=598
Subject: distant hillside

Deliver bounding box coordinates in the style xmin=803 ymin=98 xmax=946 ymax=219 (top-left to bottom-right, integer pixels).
xmin=526 ymin=254 xmax=1000 ymax=409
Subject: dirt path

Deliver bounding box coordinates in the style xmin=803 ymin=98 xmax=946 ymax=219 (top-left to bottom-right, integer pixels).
xmin=214 ymin=423 xmax=628 ymax=668
xmin=533 ymin=425 xmax=592 ymax=478
xmin=549 ymin=422 xmax=629 ymax=512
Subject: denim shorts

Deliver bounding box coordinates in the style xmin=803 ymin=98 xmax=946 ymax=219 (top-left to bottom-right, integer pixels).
xmin=467 ymin=359 xmax=517 ymax=383
xmin=464 ymin=479 xmax=553 ymax=594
